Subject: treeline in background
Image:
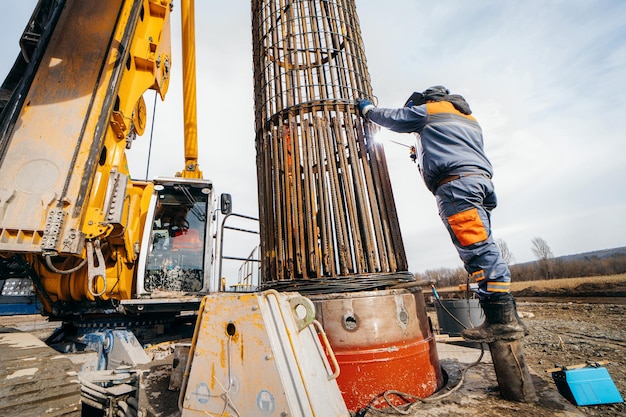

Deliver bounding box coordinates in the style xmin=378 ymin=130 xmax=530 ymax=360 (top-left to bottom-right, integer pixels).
xmin=416 ymin=238 xmax=626 ymax=288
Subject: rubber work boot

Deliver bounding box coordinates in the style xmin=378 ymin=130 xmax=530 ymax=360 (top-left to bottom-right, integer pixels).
xmin=462 ymin=293 xmax=525 ymax=343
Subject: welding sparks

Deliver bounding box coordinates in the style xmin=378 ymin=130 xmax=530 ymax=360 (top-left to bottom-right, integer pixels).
xmin=374 ymin=132 xmax=413 ymax=148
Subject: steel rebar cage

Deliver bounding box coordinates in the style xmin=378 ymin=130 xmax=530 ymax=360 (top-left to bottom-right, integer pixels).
xmin=251 ymin=0 xmax=409 ymax=291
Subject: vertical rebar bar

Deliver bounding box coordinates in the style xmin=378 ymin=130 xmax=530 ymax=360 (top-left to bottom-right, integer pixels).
xmin=252 ymin=0 xmax=409 ymax=291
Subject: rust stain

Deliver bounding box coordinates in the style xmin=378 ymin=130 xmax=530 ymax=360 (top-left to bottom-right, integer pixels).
xmin=219 ymin=338 xmax=226 ymax=368
xmin=240 ymin=333 xmax=245 ymax=363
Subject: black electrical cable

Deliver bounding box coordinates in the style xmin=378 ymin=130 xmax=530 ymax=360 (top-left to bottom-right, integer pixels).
xmin=145 ymin=90 xmax=158 ymax=180
xmin=355 ymin=346 xmax=485 ymax=416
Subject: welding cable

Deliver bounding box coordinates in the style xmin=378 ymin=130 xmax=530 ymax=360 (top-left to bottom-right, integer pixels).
xmin=435 ymin=297 xmax=472 ymax=329
xmin=431 ymin=284 xmax=473 ymax=330
xmin=355 ymin=285 xmax=487 ymax=416
xmin=355 ymin=346 xmax=486 ymax=416
xmin=214 ymin=327 xmax=242 ymax=417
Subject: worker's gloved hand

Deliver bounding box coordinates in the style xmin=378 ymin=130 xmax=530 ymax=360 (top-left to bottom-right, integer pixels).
xmin=356 ymin=98 xmax=374 ymax=117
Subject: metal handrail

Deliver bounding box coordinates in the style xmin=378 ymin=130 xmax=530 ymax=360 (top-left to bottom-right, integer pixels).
xmin=217 ymin=212 xmax=259 ymax=290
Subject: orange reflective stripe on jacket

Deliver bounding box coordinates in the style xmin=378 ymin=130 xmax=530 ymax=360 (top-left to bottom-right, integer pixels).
xmin=486 ymin=281 xmax=511 ymax=293
xmin=472 ymin=269 xmax=486 ymax=282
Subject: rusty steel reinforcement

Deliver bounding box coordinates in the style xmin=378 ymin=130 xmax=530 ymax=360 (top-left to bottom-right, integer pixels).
xmin=251 ymin=0 xmax=409 ymax=290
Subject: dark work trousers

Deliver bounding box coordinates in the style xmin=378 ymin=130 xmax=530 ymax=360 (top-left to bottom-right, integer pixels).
xmin=435 ymin=175 xmax=511 ymax=300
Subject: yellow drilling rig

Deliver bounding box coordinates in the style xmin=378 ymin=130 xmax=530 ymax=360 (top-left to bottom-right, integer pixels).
xmin=0 ymin=0 xmax=233 ymax=324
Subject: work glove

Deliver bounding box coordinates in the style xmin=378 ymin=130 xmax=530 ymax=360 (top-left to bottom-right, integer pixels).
xmin=356 ymin=98 xmax=374 ymax=117
xmin=409 ymin=146 xmax=417 ymax=163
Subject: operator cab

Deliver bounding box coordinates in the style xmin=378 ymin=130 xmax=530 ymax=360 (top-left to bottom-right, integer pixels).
xmin=137 ymin=178 xmax=215 ymax=296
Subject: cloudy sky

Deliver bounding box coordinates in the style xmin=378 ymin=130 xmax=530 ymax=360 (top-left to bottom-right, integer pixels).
xmin=2 ymin=1 xmax=625 ymax=278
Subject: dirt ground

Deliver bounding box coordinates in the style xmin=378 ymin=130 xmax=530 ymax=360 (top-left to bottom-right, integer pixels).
xmin=2 ymin=282 xmax=625 ymax=416
xmin=137 ymin=292 xmax=626 ymax=417
xmin=515 ymin=296 xmax=626 ymax=417
xmin=425 ymin=280 xmax=626 ymax=417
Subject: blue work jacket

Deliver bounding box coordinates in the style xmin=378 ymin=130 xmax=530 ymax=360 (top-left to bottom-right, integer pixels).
xmin=366 ymin=101 xmax=493 ymax=194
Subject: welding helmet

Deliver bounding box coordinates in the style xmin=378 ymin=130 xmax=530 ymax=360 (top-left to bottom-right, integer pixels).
xmin=404 ymin=92 xmax=425 ymax=107
xmin=422 ymin=85 xmax=450 ymax=102
xmin=404 ymin=86 xmax=450 ymax=107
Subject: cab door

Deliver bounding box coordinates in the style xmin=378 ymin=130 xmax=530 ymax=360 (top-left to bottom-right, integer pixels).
xmin=136 ymin=178 xmax=215 ymax=296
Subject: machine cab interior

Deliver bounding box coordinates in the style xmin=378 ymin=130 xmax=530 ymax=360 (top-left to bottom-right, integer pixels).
xmin=137 ymin=178 xmax=215 ymax=296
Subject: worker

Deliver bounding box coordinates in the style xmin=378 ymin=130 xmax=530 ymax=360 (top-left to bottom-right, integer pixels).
xmin=357 ymin=86 xmax=527 ymax=342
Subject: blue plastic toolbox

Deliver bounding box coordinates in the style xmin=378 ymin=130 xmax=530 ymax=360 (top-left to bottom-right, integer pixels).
xmin=552 ymin=367 xmax=624 ymax=406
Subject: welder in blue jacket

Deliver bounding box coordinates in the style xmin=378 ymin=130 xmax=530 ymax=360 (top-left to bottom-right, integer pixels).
xmin=357 ymin=86 xmax=526 ymax=342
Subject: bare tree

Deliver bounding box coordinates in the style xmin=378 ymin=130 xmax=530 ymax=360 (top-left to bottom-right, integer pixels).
xmin=531 ymin=237 xmax=555 ymax=279
xmin=531 ymin=237 xmax=553 ymax=259
xmin=496 ymin=238 xmax=515 ymax=265
xmin=420 ymin=267 xmax=466 ymax=288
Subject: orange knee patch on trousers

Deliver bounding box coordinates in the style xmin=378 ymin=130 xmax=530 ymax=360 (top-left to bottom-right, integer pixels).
xmin=447 ymin=208 xmax=488 ymax=246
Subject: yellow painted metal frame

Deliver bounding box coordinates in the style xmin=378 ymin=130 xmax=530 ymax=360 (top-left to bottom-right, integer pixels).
xmin=2 ymin=0 xmax=205 ymax=312
xmin=39 ymin=0 xmax=174 ymax=305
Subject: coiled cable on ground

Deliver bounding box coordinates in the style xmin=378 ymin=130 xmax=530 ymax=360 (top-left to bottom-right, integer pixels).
xmin=354 ymin=346 xmax=485 ymax=416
